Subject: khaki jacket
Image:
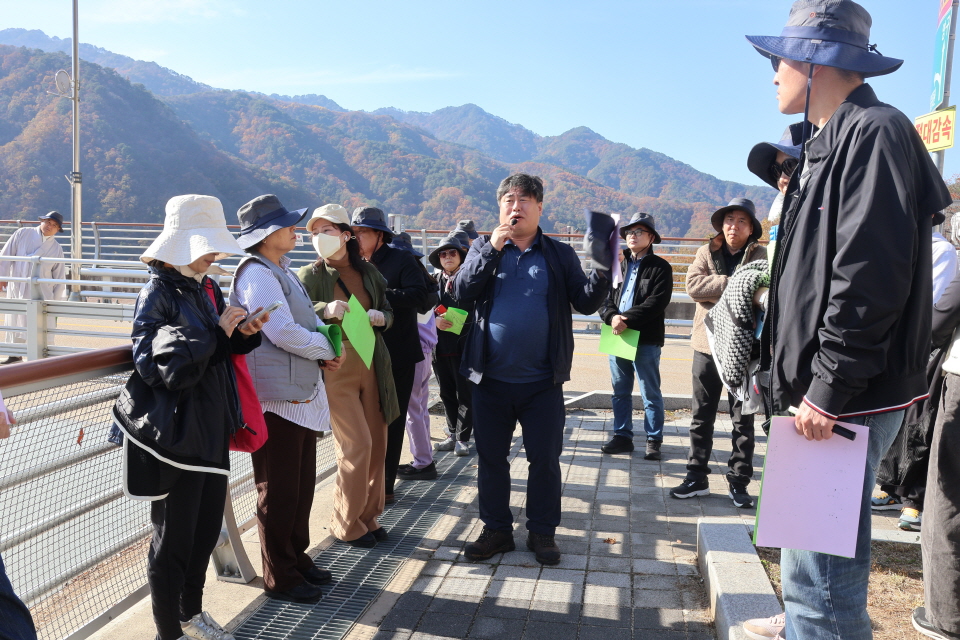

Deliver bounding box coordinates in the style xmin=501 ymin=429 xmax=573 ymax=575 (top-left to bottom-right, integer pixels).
xmin=686 ymin=235 xmax=766 ymax=354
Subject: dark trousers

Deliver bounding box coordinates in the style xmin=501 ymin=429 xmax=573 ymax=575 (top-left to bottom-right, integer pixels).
xmin=0 ymin=551 xmax=36 ymax=640
xmin=473 ymin=376 xmax=565 ymax=536
xmin=385 ymin=361 xmax=416 ymax=495
xmin=433 ymin=354 xmax=473 ymax=442
xmin=922 ymin=372 xmax=960 ymax=638
xmin=687 ymin=350 xmax=755 ymax=486
xmin=252 ymin=412 xmax=318 ymax=592
xmin=148 ymin=468 xmax=227 ymax=640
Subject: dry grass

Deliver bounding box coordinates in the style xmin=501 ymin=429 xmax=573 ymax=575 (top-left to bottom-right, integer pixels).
xmin=757 ymin=542 xmax=925 ymax=640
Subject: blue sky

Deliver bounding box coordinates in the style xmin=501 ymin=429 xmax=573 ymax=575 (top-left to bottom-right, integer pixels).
xmin=3 ymin=0 xmax=957 ymax=187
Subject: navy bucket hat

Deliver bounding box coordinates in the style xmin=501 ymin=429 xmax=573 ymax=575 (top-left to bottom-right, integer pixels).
xmin=38 ymin=211 xmax=64 ymax=232
xmin=389 ymin=231 xmax=423 ymax=258
xmin=748 ymin=123 xmax=804 ymax=188
xmin=746 ymin=0 xmax=903 ymax=78
xmin=351 ymin=207 xmax=394 ymax=242
xmin=236 ymin=195 xmax=308 ymax=250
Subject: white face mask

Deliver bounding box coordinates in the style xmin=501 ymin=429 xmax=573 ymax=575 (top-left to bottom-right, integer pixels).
xmin=312 ymin=232 xmax=346 ymax=259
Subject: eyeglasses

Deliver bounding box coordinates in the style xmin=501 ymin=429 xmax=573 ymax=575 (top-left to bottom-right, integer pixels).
xmin=771 ymin=157 xmax=799 ymax=181
xmin=624 ymin=228 xmax=650 ymax=238
xmin=438 ymin=249 xmax=460 ymax=259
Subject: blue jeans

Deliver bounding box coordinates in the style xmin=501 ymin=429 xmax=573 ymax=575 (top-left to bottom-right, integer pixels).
xmin=609 ymin=344 xmax=665 ymax=441
xmin=781 ymin=410 xmax=904 ymax=640
xmin=0 ymin=551 xmax=37 ymax=640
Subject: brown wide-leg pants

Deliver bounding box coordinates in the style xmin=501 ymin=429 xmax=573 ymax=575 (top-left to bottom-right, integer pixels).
xmin=251 ymin=412 xmax=318 ymax=592
xmin=327 ymin=342 xmax=388 ymax=541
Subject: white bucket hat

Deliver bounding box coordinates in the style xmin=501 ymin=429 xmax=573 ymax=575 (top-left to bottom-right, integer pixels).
xmin=141 ymin=194 xmax=244 ymax=266
xmin=306 ymin=204 xmax=351 ymax=234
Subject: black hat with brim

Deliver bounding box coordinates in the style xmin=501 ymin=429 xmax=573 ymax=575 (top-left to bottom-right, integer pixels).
xmin=236 ymin=194 xmax=308 ymax=250
xmin=711 ymin=198 xmax=762 ymax=241
xmin=38 ymin=211 xmax=64 ymax=232
xmin=620 ymin=212 xmax=662 ymax=244
xmin=389 ymin=232 xmax=424 ymax=258
xmin=748 ymin=123 xmax=804 ymax=189
xmin=429 ymin=235 xmax=468 ymax=270
xmin=351 ymin=206 xmax=394 ymax=242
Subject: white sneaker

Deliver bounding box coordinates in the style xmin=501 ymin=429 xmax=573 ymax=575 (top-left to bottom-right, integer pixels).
xmin=434 ymin=435 xmax=455 ymax=451
xmin=181 ymin=611 xmax=235 ymax=640
xmin=455 ymin=441 xmax=470 ymax=456
xmin=743 ymin=612 xmax=785 ymax=640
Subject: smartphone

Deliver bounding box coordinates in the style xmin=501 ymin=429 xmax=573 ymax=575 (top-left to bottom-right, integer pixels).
xmin=238 ymin=301 xmax=283 ymax=329
xmin=435 ymin=304 xmax=448 ymax=316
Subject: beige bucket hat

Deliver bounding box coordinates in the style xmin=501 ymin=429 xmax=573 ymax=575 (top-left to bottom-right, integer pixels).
xmin=306 ymin=204 xmax=351 ymax=234
xmin=141 ymin=194 xmax=243 ymax=266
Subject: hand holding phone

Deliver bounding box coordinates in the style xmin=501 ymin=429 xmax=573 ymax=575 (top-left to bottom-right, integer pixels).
xmin=238 ymin=301 xmax=283 ymax=329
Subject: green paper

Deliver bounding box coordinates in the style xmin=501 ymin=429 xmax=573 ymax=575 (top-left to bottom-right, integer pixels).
xmin=599 ymin=324 xmax=640 ymax=360
xmin=341 ymin=294 xmax=375 ymax=368
xmin=316 ymin=324 xmax=342 ymax=358
xmin=440 ymin=307 xmax=469 ymax=335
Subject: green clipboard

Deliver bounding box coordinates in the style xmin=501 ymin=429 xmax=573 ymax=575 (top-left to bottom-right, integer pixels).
xmin=599 ymin=324 xmax=640 ymax=360
xmin=440 ymin=307 xmax=469 ymax=335
xmin=316 ymin=324 xmax=342 ymax=358
xmin=341 ymin=294 xmax=375 ymax=368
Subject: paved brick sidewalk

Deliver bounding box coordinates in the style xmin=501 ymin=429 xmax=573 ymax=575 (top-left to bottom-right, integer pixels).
xmin=372 ymin=409 xmax=760 ymax=640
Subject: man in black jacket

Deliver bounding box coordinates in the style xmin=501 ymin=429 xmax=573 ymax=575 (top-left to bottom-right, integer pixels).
xmin=453 ymin=173 xmax=609 ymax=565
xmin=744 ymin=2 xmax=953 ymax=638
xmin=599 ymin=213 xmax=673 ymax=459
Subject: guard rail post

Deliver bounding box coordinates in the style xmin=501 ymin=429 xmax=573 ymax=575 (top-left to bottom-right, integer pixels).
xmin=24 ymin=301 xmax=46 ymax=365
xmin=420 ymin=228 xmax=429 ymax=266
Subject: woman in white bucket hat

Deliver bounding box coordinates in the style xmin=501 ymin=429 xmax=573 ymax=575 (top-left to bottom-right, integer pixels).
xmin=113 ymin=194 xmax=269 ymax=640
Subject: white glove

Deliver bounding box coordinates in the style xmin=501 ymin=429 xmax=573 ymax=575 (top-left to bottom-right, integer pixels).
xmin=323 ymin=300 xmax=350 ymax=320
xmin=367 ymin=309 xmax=386 ymax=326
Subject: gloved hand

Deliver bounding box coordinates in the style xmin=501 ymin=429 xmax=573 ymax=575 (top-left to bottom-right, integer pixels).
xmin=367 ymin=309 xmax=386 ymax=326
xmin=323 ymin=300 xmax=350 ymax=320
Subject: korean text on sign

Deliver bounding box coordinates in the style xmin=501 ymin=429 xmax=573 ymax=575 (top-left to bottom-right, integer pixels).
xmin=915 ymin=106 xmax=956 ymax=153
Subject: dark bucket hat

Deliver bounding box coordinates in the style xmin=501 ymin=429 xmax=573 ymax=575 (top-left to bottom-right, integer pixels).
xmin=389 ymin=231 xmax=423 ymax=258
xmin=236 ymin=194 xmax=308 ymax=250
xmin=748 ymin=123 xmax=804 ymax=188
xmin=584 ymin=209 xmax=617 ymax=272
xmin=351 ymin=206 xmax=394 ymax=242
xmin=428 ymin=234 xmax=468 ymax=270
xmin=457 ymin=219 xmax=479 ymax=240
xmin=711 ymin=198 xmax=762 ymax=241
xmin=620 ymin=212 xmax=662 ymax=244
xmin=38 ymin=211 xmax=64 ymax=232
xmin=449 ymin=229 xmax=471 ymax=247
xmin=746 ymin=0 xmax=903 ymax=78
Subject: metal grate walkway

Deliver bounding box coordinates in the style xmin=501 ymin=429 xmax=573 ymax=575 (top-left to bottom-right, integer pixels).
xmin=232 ymin=452 xmax=477 ymax=640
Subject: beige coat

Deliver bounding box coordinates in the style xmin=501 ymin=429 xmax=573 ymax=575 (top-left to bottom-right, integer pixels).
xmin=686 ymin=235 xmax=767 ymax=354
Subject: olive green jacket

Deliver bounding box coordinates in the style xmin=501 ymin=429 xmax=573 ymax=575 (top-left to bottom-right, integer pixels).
xmin=297 ymin=260 xmax=400 ymax=425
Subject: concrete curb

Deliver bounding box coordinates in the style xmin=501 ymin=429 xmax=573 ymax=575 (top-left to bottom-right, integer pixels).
xmin=697 ymin=516 xmax=781 ymax=640
xmin=565 ymin=390 xmax=729 ymax=413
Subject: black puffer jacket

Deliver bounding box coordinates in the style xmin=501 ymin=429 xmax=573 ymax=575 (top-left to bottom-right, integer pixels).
xmin=112 ymin=267 xmax=260 ymax=471
xmin=371 ymin=243 xmax=429 ymax=366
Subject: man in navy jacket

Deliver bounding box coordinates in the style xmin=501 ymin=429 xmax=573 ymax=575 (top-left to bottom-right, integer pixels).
xmin=453 ymin=173 xmax=609 ymax=565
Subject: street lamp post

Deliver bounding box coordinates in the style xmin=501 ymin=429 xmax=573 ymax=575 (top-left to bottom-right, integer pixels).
xmin=69 ymin=0 xmax=82 ymax=295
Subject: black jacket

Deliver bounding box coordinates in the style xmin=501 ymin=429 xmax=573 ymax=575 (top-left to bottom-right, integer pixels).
xmin=435 ymin=270 xmax=475 ymax=357
xmin=763 ymin=84 xmax=952 ymax=419
xmin=452 ymin=229 xmax=610 ymax=385
xmin=371 ymin=243 xmax=429 ymax=366
xmin=599 ymin=248 xmax=673 ymax=346
xmin=113 ymin=268 xmax=260 ymax=472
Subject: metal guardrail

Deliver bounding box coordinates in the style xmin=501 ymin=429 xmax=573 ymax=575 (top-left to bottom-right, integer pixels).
xmin=0 ymin=347 xmax=341 ymax=640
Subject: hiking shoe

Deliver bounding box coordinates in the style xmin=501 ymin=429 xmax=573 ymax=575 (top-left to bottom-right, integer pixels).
xmin=526 ymin=532 xmax=561 ymax=565
xmin=729 ymin=483 xmax=755 ymax=509
xmin=871 ymin=491 xmax=902 ymax=511
xmin=670 ymin=478 xmax=710 ymax=499
xmin=371 ymin=527 xmax=389 ymax=542
xmin=300 ymin=566 xmax=332 ymax=586
xmin=464 ymin=526 xmax=515 ymax=562
xmin=181 ymin=611 xmax=235 ymax=640
xmin=455 ymin=441 xmax=471 ymax=456
xmin=396 ymin=461 xmax=437 ymax=480
xmin=913 ymin=607 xmax=951 ymax=639
xmin=743 ymin=612 xmax=784 ymax=640
xmin=601 ymin=435 xmax=634 ymax=454
xmin=339 ymin=532 xmax=376 ymax=548
xmin=264 ymin=581 xmax=323 ymax=604
xmin=644 ymin=440 xmax=662 ymax=460
xmin=434 ymin=435 xmax=455 ymax=451
xmin=899 ymin=508 xmax=922 ymax=531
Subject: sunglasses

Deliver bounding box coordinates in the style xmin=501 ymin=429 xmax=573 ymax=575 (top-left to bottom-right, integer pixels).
xmin=771 ymin=157 xmax=800 ymax=181
xmin=438 ymin=249 xmax=460 ymax=259
xmin=770 ymin=55 xmax=782 ymax=73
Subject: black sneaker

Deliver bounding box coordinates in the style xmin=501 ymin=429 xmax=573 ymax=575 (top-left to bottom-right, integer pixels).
xmin=464 ymin=526 xmax=515 ymax=562
xmin=396 ymin=461 xmax=437 ymax=480
xmin=265 ymin=580 xmax=323 ymax=604
xmin=339 ymin=532 xmax=376 ymax=548
xmin=729 ymin=483 xmax=754 ymax=509
xmin=669 ymin=478 xmax=710 ymax=499
xmin=526 ymin=532 xmax=561 ymax=565
xmin=370 ymin=527 xmax=389 ymax=542
xmin=601 ymin=435 xmax=635 ymax=454
xmin=300 ymin=565 xmax=332 ymax=586
xmin=913 ymin=607 xmax=950 ymax=639
xmin=644 ymin=440 xmax=662 ymax=460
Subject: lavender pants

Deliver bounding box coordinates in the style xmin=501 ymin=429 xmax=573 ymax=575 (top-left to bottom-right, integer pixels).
xmin=405 ymin=354 xmax=435 ymax=469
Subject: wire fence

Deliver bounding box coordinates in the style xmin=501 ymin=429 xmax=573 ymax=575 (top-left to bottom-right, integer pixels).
xmin=0 ymin=352 xmax=338 ymax=640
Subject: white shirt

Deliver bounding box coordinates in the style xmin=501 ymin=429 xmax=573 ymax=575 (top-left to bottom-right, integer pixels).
xmin=932 ymin=231 xmax=958 ymax=305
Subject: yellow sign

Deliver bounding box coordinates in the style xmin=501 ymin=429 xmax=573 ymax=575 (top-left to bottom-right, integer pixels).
xmin=915 ymin=106 xmax=956 ymax=152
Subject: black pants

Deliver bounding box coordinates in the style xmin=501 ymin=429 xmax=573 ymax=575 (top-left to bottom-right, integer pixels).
xmin=473 ymin=377 xmax=565 ymax=535
xmin=148 ymin=468 xmax=227 ymax=640
xmin=687 ymin=350 xmax=755 ymax=486
xmin=433 ymin=354 xmax=473 ymax=442
xmin=385 ymin=360 xmax=417 ymax=495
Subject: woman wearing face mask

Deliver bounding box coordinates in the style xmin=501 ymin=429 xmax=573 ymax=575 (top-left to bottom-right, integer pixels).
xmin=298 ymin=204 xmax=399 ymax=547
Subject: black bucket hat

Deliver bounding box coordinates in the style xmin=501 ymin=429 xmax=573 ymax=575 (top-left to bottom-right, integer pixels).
xmin=748 ymin=123 xmax=804 ymax=189
xmin=429 ymin=234 xmax=468 ymax=270
xmin=236 ymin=195 xmax=308 ymax=249
xmin=351 ymin=206 xmax=394 ymax=242
xmin=389 ymin=231 xmax=423 ymax=258
xmin=457 ymin=219 xmax=479 ymax=240
xmin=620 ymin=212 xmax=662 ymax=244
xmin=711 ymin=198 xmax=762 ymax=241
xmin=38 ymin=211 xmax=64 ymax=232
xmin=746 ymin=0 xmax=903 ymax=78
